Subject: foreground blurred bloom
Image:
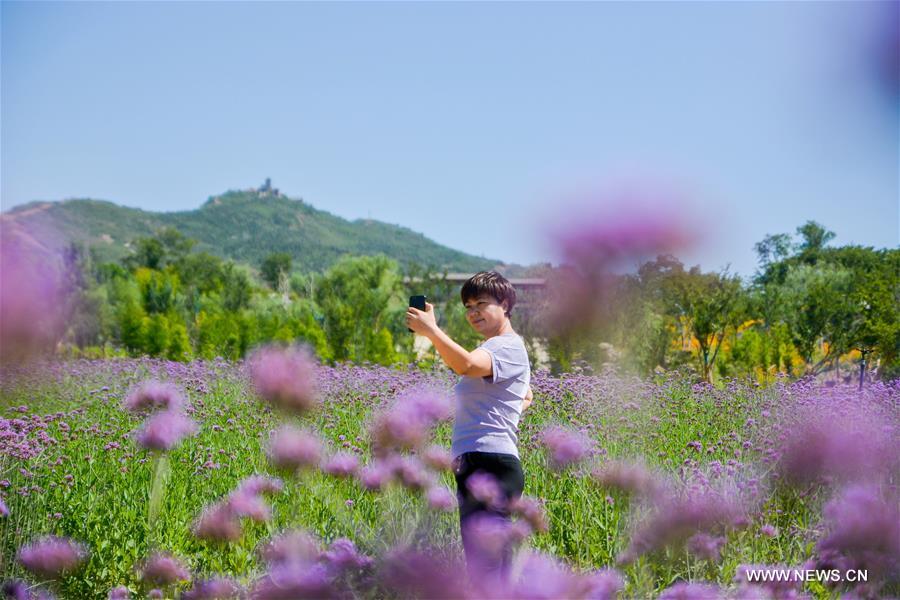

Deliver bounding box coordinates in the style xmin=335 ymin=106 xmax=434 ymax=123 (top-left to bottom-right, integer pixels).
xmin=193 ymin=503 xmax=242 ymax=543
xmin=0 ymin=497 xmax=8 ymax=517
xmin=250 ymin=562 xmax=334 ymax=600
xmin=540 ymin=425 xmax=594 ymax=470
xmin=503 ymin=552 xmax=619 ymax=599
xmin=322 ymin=538 xmax=373 ymax=573
xmin=322 ymin=452 xmax=359 ymax=478
xmin=422 ymin=445 xmax=452 ymax=471
xmin=123 ymin=380 xmax=184 ymax=413
xmin=465 ymin=471 xmax=505 ymax=509
xmin=425 ymin=485 xmax=457 ymax=512
xmin=135 ymin=410 xmax=197 ymax=451
xmin=248 ymin=345 xmax=320 ymax=414
xmin=181 ymin=577 xmax=242 ymax=600
xmin=657 ymin=581 xmax=722 ymax=599
xmin=378 ymin=546 xmax=468 ymax=600
xmin=139 ymin=552 xmax=191 ymax=586
xmin=686 ymin=533 xmax=726 ymax=562
xmin=369 ymin=389 xmax=451 ymax=455
xmin=509 ymin=496 xmax=549 ymax=533
xmin=591 ymin=459 xmax=666 ymax=499
xmin=774 ymin=407 xmax=897 ymax=487
xmin=733 ymin=564 xmax=804 ymax=599
xmin=0 ymin=238 xmax=66 ymax=365
xmin=259 ymin=530 xmax=321 ymax=565
xmin=18 ymin=535 xmax=88 ymax=579
xmin=618 ymin=489 xmax=742 ymax=564
xmin=267 ymin=426 xmax=323 ymax=473
xmin=815 ymin=484 xmax=900 ymax=580
xmin=227 ymin=475 xmax=283 ymax=522
xmin=545 ymin=197 xmax=694 ymax=335
xmin=2 ymin=580 xmax=30 ymax=600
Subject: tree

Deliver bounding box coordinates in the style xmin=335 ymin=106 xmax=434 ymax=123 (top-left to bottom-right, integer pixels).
xmin=261 ymin=252 xmax=293 ymax=290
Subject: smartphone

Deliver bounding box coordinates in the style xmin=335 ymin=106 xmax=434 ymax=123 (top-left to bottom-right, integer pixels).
xmin=408 ymin=295 xmax=427 ymax=332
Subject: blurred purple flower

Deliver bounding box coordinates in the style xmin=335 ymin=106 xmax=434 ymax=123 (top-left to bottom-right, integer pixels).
xmin=259 ymin=530 xmax=321 ymax=566
xmin=585 ymin=568 xmax=625 ymax=600
xmin=357 ymin=460 xmax=393 ymax=491
xmin=0 ymin=238 xmax=66 ymax=365
xmin=369 ymin=389 xmax=451 ymax=456
xmin=148 ymin=590 xmax=163 ymax=600
xmin=123 ymin=380 xmax=184 ymax=414
xmin=248 ymin=345 xmax=320 ymax=414
xmin=135 ymin=409 xmax=196 ymax=452
xmin=510 ymin=495 xmax=549 ymax=533
xmin=2 ymin=580 xmax=31 ymax=600
xmin=0 ymin=497 xmax=8 ymax=517
xmin=733 ymin=564 xmax=803 ymax=598
xmin=422 ymin=445 xmax=452 ymax=471
xmin=378 ymin=546 xmax=468 ymax=600
xmin=686 ymin=533 xmax=726 ymax=562
xmin=392 ymin=456 xmax=432 ymax=491
xmin=227 ymin=489 xmax=271 ymax=523
xmin=816 ymin=484 xmax=900 ymax=580
xmin=505 ymin=552 xmax=605 ymax=599
xmin=425 ymin=485 xmax=457 ymax=512
xmin=322 ymin=452 xmax=359 ymax=478
xmin=267 ymin=426 xmax=322 ymax=473
xmin=193 ymin=503 xmax=242 ymax=543
xmin=251 ymin=561 xmax=335 ymax=600
xmin=234 ymin=475 xmax=283 ymax=497
xmin=140 ymin=552 xmax=190 ymax=586
xmin=181 ymin=577 xmax=242 ymax=600
xmin=618 ymin=489 xmax=742 ymax=564
xmin=466 ymin=471 xmax=505 ymax=509
xmin=18 ymin=535 xmax=88 ymax=579
xmin=541 ymin=425 xmax=593 ymax=470
xmin=591 ymin=460 xmax=667 ymax=499
xmin=107 ymin=586 xmax=129 ymax=600
xmin=322 ymin=538 xmax=372 ymax=572
xmin=657 ymin=581 xmax=722 ymax=599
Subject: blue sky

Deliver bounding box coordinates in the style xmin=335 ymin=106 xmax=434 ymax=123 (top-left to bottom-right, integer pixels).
xmin=2 ymin=1 xmax=897 ymax=276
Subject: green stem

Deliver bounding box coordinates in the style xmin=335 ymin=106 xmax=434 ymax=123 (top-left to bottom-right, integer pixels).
xmin=148 ymin=453 xmax=171 ymax=548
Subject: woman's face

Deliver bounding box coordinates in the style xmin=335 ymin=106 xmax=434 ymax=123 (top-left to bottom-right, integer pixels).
xmin=463 ymin=294 xmax=508 ymax=336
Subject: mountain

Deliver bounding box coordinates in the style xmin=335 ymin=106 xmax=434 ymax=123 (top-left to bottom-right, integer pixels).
xmin=1 ymin=187 xmax=503 ymax=274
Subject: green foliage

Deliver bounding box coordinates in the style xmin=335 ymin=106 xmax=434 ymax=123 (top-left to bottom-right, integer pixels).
xmin=260 ymin=252 xmax=292 ymax=290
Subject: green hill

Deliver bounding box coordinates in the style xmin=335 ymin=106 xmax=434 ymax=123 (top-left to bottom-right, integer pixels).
xmin=1 ymin=188 xmax=501 ymax=273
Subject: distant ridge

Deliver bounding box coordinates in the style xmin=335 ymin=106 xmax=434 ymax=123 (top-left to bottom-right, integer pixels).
xmin=2 ymin=184 xmax=504 ymax=274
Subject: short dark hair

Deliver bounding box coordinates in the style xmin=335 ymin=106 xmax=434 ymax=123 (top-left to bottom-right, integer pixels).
xmin=460 ymin=271 xmax=517 ymax=317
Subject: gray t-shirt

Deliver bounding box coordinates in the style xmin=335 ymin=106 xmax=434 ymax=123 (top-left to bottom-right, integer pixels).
xmin=451 ymin=332 xmax=531 ymax=459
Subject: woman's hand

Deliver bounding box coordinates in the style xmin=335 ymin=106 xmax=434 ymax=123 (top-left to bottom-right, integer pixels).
xmin=522 ymin=385 xmax=533 ymax=412
xmin=406 ymin=302 xmax=438 ymax=337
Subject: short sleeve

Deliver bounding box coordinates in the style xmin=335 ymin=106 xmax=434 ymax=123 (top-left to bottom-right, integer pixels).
xmin=478 ymin=336 xmax=529 ymax=385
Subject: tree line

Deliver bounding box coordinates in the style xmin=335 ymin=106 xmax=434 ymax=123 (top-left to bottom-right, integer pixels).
xmin=58 ymin=222 xmax=897 ymax=383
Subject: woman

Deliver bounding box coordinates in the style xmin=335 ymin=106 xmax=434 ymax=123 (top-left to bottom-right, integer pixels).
xmin=406 ymin=270 xmax=532 ymax=583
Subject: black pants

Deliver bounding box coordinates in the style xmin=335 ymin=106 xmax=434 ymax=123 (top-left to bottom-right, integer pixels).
xmin=453 ymin=451 xmax=525 ymax=583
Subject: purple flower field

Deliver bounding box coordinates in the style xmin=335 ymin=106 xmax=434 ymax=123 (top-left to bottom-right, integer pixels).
xmin=1 ymin=355 xmax=898 ymax=599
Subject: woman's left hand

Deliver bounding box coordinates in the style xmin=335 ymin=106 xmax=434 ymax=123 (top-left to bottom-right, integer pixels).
xmin=406 ymin=302 xmax=438 ymax=336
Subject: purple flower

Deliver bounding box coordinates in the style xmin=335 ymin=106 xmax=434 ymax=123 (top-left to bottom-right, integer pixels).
xmin=135 ymin=410 xmax=196 ymax=451
xmin=0 ymin=497 xmax=8 ymax=517
xmin=465 ymin=471 xmax=505 ymax=509
xmin=505 ymin=552 xmax=605 ymax=599
xmin=2 ymin=580 xmax=31 ymax=600
xmin=585 ymin=568 xmax=625 ymax=600
xmin=816 ymin=484 xmax=900 ymax=579
xmin=267 ymin=426 xmax=322 ymax=473
xmin=759 ymin=524 xmax=777 ymax=538
xmin=322 ymin=538 xmax=373 ymax=572
xmin=0 ymin=238 xmax=66 ymax=365
xmin=193 ymin=503 xmax=242 ymax=543
xmin=425 ymin=485 xmax=457 ymax=512
xmin=123 ymin=381 xmax=184 ymax=413
xmin=140 ymin=552 xmax=190 ymax=586
xmin=369 ymin=389 xmax=451 ymax=455
xmin=541 ymin=425 xmax=593 ymax=470
xmin=227 ymin=489 xmax=271 ymax=522
xmin=18 ymin=535 xmax=88 ymax=579
xmin=510 ymin=495 xmax=549 ymax=533
xmin=148 ymin=590 xmax=163 ymax=599
xmin=181 ymin=577 xmax=242 ymax=599
xmin=234 ymin=475 xmax=283 ymax=497
xmin=421 ymin=445 xmax=452 ymax=471
xmin=322 ymin=452 xmax=359 ymax=478
xmin=108 ymin=586 xmax=130 ymax=600
xmin=357 ymin=461 xmax=393 ymax=491
xmin=618 ymin=488 xmax=742 ymax=564
xmin=392 ymin=456 xmax=432 ymax=491
xmin=248 ymin=345 xmax=320 ymax=414
xmin=250 ymin=562 xmax=334 ymax=600
xmin=591 ymin=460 xmax=666 ymax=500
xmin=658 ymin=581 xmax=722 ymax=599
xmin=259 ymin=530 xmax=321 ymax=566
xmin=685 ymin=533 xmax=726 ymax=562
xmin=378 ymin=547 xmax=468 ymax=600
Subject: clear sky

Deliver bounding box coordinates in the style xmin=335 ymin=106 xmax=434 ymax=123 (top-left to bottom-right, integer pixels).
xmin=3 ymin=1 xmax=897 ymax=277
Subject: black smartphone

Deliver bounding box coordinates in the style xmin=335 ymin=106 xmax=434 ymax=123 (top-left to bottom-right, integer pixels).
xmin=408 ymin=295 xmax=427 ymax=332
